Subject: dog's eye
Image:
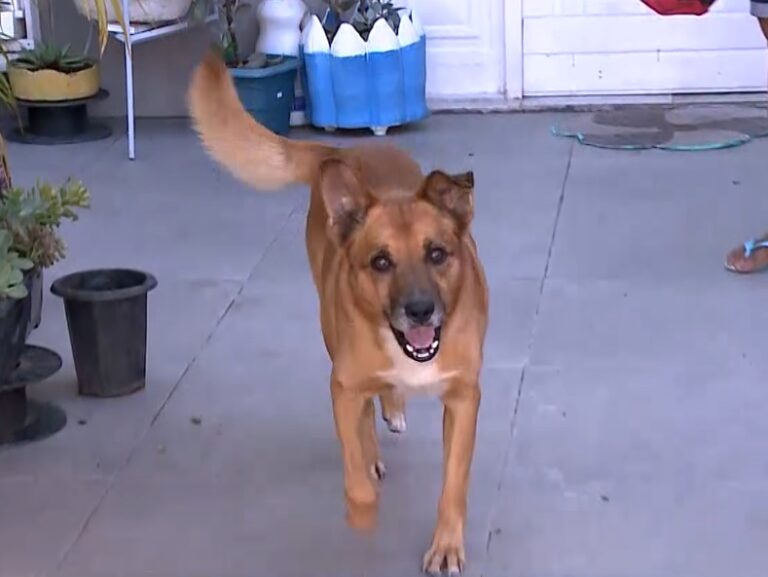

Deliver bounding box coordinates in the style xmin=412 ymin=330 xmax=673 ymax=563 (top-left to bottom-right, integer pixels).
xmin=371 ymin=252 xmax=394 ymax=272
xmin=427 ymin=246 xmax=448 ymax=266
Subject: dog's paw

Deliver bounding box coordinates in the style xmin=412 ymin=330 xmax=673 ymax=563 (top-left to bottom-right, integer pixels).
xmin=422 ymin=526 xmax=465 ymax=575
xmin=370 ymin=460 xmax=386 ymax=481
xmin=384 ymin=412 xmax=407 ymax=434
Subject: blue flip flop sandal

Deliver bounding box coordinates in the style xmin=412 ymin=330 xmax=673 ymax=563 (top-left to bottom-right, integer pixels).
xmin=725 ymin=238 xmax=768 ymax=273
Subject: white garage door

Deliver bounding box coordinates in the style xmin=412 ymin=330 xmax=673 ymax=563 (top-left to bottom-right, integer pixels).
xmin=523 ymin=0 xmax=768 ymax=96
xmin=409 ymin=0 xmax=506 ymax=97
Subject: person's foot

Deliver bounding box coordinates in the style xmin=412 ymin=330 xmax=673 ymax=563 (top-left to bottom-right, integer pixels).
xmin=725 ymin=234 xmax=768 ymax=273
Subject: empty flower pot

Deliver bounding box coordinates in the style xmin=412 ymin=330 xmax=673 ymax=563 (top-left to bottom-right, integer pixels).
xmin=51 ymin=268 xmax=157 ymax=397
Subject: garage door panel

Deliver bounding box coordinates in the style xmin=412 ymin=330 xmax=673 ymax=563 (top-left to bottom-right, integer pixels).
xmin=523 ymin=0 xmax=768 ymax=95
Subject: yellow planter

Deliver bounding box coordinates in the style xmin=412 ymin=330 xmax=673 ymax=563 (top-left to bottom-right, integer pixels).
xmin=8 ymin=64 xmax=100 ymax=102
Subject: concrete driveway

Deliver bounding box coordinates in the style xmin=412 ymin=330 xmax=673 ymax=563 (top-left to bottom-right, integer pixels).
xmin=1 ymin=113 xmax=766 ymax=577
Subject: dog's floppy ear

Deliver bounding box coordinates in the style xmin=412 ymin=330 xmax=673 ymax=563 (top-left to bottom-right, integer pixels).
xmin=421 ymin=170 xmax=475 ymax=231
xmin=318 ymin=158 xmax=373 ymax=244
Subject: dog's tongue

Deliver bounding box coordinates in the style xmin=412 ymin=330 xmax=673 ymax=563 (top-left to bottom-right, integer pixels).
xmin=405 ymin=327 xmax=435 ymax=349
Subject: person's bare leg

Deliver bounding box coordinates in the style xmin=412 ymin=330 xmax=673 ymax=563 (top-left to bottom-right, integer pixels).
xmin=724 ymin=12 xmax=768 ymax=273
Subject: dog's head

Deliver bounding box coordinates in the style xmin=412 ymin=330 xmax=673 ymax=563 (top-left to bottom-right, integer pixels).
xmin=318 ymin=158 xmax=475 ymax=364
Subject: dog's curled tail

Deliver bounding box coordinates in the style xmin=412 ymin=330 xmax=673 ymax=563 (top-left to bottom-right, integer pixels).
xmin=187 ymin=51 xmax=334 ymax=191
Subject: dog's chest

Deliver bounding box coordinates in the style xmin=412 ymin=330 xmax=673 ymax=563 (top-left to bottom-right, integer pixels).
xmin=377 ymin=330 xmax=456 ymax=395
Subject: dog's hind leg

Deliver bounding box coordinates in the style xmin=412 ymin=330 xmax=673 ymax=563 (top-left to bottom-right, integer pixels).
xmin=380 ymin=389 xmax=407 ymax=434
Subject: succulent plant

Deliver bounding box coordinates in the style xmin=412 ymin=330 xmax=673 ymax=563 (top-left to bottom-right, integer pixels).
xmin=0 ymin=230 xmax=32 ymax=300
xmin=318 ymin=0 xmax=406 ymax=42
xmin=0 ymin=179 xmax=90 ymax=271
xmin=11 ymin=43 xmax=94 ymax=74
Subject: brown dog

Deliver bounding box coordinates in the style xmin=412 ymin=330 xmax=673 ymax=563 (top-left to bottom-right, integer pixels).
xmin=188 ymin=52 xmax=489 ymax=575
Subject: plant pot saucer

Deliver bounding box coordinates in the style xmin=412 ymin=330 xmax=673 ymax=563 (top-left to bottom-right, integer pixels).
xmin=6 ymin=89 xmax=112 ymax=145
xmin=0 ymin=345 xmax=66 ymax=447
xmin=0 ymin=399 xmax=67 ymax=446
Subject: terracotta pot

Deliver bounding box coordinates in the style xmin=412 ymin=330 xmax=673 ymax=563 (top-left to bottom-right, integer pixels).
xmin=8 ymin=64 xmax=100 ymax=102
xmin=72 ymin=0 xmax=194 ymax=23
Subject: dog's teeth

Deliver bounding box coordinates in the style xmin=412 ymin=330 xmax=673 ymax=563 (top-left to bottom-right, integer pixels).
xmin=405 ymin=344 xmax=414 ymax=353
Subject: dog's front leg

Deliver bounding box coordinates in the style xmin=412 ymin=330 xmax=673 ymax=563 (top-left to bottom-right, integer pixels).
xmin=331 ymin=378 xmax=378 ymax=530
xmin=423 ymin=382 xmax=481 ymax=575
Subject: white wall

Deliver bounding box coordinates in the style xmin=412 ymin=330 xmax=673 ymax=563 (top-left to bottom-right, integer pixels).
xmin=523 ymin=0 xmax=768 ymax=96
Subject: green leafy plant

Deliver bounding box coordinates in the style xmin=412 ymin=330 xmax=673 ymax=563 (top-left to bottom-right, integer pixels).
xmin=317 ymin=0 xmax=406 ymax=42
xmin=0 ymin=230 xmax=33 ymax=300
xmin=220 ymin=0 xmax=241 ymax=67
xmin=0 ymin=179 xmax=90 ymax=270
xmin=12 ymin=43 xmax=94 ymax=73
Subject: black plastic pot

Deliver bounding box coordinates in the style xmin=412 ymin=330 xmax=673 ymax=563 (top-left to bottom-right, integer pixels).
xmin=51 ymin=268 xmax=157 ymax=398
xmin=0 ymin=272 xmax=34 ymax=384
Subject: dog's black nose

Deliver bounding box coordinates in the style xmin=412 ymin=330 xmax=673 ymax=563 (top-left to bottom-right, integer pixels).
xmin=404 ymin=299 xmax=435 ymax=325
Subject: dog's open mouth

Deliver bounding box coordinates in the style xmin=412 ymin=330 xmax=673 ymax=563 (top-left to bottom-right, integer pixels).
xmin=391 ymin=325 xmax=441 ymax=363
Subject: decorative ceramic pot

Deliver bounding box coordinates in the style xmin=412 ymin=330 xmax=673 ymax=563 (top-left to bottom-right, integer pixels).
xmin=301 ymin=11 xmax=428 ymax=136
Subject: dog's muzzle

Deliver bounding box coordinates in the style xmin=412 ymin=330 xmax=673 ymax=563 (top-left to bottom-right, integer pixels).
xmin=389 ymin=296 xmax=443 ymax=363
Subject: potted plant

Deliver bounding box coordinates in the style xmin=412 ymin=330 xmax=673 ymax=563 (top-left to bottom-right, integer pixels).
xmin=1 ymin=179 xmax=91 ymax=329
xmin=217 ymin=0 xmax=300 ymax=135
xmin=0 ymin=1 xmax=124 ymax=102
xmin=0 ymin=0 xmax=131 ymax=144
xmin=0 ymin=180 xmax=89 ymax=382
xmin=3 ymin=0 xmax=128 ymax=101
xmin=7 ymin=43 xmax=100 ymax=102
xmin=301 ymin=0 xmax=428 ymax=136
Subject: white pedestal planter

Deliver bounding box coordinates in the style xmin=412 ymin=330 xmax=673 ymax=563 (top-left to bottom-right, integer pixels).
xmin=301 ymin=11 xmax=428 ymax=136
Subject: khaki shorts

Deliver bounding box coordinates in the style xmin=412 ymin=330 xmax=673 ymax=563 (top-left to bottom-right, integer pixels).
xmin=752 ymin=0 xmax=768 ymax=18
